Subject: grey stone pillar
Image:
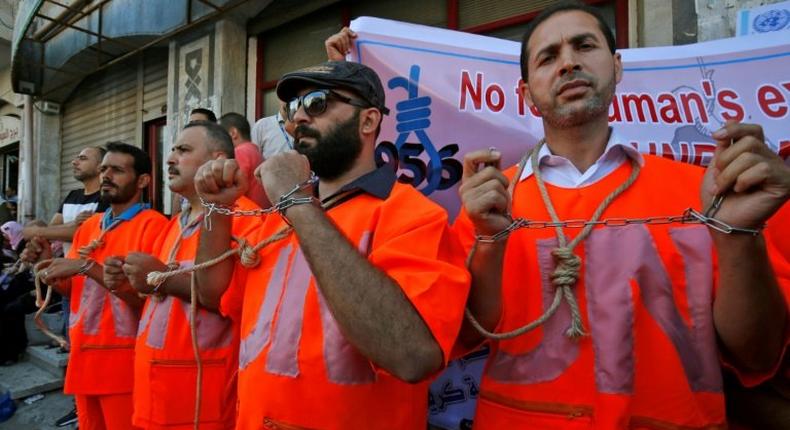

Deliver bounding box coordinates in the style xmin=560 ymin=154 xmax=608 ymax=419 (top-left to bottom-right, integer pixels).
xmin=213 ymin=18 xmax=247 ymax=117
xmin=32 ymin=106 xmax=61 ymax=222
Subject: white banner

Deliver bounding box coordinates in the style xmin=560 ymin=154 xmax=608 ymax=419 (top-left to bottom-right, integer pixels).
xmin=349 ymin=17 xmax=790 ymax=218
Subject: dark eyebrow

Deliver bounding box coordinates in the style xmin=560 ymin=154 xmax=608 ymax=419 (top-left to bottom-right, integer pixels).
xmin=532 ymin=32 xmax=599 ymax=62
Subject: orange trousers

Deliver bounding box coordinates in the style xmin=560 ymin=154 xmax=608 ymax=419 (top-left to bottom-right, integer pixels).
xmin=75 ymin=393 xmax=141 ymax=430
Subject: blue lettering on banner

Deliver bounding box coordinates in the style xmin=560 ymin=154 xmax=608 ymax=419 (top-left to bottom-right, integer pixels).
xmin=376 ymin=65 xmax=463 ymax=195
xmin=428 ymin=346 xmax=489 ymax=429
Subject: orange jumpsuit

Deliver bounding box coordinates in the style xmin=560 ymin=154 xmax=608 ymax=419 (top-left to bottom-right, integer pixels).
xmin=453 ymin=155 xmax=789 ymax=429
xmin=223 ymin=171 xmax=470 ymax=430
xmin=132 ymin=197 xmax=261 ymax=430
xmin=66 ymin=206 xmax=168 ymax=430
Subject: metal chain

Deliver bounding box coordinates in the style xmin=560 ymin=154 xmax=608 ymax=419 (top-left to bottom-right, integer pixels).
xmin=200 ymin=174 xmax=319 ymax=229
xmin=476 ymin=208 xmax=762 ymax=242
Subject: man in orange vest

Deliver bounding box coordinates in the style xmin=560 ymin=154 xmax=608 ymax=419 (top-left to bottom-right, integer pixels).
xmin=104 ymin=121 xmax=261 ymax=430
xmin=42 ymin=142 xmax=168 ymax=430
xmin=191 ymin=61 xmax=471 ymax=429
xmin=454 ymin=1 xmax=789 ymax=429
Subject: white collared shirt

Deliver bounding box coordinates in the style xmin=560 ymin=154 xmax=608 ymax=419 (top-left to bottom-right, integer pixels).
xmin=251 ymin=112 xmax=294 ymax=160
xmin=518 ymin=131 xmax=644 ymax=188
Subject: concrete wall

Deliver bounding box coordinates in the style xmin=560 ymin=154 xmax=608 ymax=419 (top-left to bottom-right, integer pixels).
xmin=213 ymin=19 xmax=247 ymax=118
xmin=633 ymin=0 xmax=787 ymax=47
xmin=0 ymin=67 xmax=14 ymax=106
xmin=695 ymin=0 xmax=786 ymax=42
xmin=32 ymin=109 xmax=61 ymax=222
xmin=636 ymin=0 xmax=674 ymax=47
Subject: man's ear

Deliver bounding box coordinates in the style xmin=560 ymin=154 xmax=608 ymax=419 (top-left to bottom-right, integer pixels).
xmin=137 ymin=173 xmax=152 ymax=190
xmin=614 ymin=52 xmax=623 ymax=84
xmin=520 ymin=81 xmax=536 ymax=108
xmin=360 ymin=108 xmax=382 ymax=137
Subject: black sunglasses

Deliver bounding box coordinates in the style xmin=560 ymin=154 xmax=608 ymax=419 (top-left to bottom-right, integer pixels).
xmin=286 ymin=89 xmax=372 ymax=121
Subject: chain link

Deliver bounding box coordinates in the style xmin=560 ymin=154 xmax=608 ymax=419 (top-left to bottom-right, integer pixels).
xmin=475 ymin=208 xmax=763 ymax=242
xmin=200 ymin=174 xmax=320 ymax=229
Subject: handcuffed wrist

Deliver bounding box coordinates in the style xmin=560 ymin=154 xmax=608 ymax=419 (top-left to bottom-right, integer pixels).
xmin=77 ymin=259 xmax=95 ymax=275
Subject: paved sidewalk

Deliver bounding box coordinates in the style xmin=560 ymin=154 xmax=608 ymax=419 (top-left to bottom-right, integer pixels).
xmin=0 ymin=389 xmax=75 ymax=430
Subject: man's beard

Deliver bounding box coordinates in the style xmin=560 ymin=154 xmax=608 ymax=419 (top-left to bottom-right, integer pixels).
xmin=537 ymin=71 xmax=615 ymax=128
xmin=295 ymin=113 xmax=362 ymax=181
xmin=74 ymin=170 xmax=97 ymax=182
xmin=100 ymin=180 xmax=138 ymax=204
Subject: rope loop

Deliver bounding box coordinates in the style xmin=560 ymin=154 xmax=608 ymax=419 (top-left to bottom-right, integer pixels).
xmin=31 ymin=259 xmax=68 ymax=349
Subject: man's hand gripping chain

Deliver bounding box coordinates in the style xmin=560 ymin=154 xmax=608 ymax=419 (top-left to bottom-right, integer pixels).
xmin=466 ymin=140 xmax=764 ymax=343
xmin=147 ymin=174 xmax=319 ymax=287
xmin=199 ymin=173 xmax=319 ymax=230
xmin=141 ymin=175 xmax=317 ymax=430
xmin=476 ymin=138 xmax=763 ymax=243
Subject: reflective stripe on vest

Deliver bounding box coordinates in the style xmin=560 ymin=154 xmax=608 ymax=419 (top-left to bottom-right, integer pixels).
xmin=486 ymin=225 xmax=722 ymax=394
xmin=240 ymin=232 xmax=376 ymax=384
xmin=137 ymin=261 xmax=233 ymax=350
xmin=69 ymin=277 xmax=138 ymax=338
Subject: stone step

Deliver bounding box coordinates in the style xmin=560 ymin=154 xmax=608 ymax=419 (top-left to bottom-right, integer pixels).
xmin=26 ymin=345 xmax=69 ymax=377
xmin=24 ymin=311 xmax=65 ymax=347
xmin=0 ymin=360 xmax=63 ymax=400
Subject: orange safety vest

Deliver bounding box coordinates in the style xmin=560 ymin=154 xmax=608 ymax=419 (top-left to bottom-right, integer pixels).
xmin=453 ymin=155 xmax=789 ymax=429
xmin=132 ymin=197 xmax=262 ymax=429
xmin=65 ymin=209 xmax=168 ymax=395
xmin=227 ymin=182 xmax=470 ymax=430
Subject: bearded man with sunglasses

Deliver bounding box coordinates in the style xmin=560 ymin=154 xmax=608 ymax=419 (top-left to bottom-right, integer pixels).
xmin=191 ymin=61 xmax=470 ymax=429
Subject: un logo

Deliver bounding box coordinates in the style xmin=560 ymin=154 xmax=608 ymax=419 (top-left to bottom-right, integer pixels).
xmin=753 ymin=9 xmax=789 ymax=33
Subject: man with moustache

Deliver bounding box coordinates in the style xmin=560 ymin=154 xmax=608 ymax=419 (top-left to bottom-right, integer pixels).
xmin=454 ymin=1 xmax=789 ymax=429
xmin=41 ymin=142 xmax=167 ymax=430
xmin=104 ymin=122 xmax=261 ymax=430
xmin=191 ymin=61 xmax=470 ymax=429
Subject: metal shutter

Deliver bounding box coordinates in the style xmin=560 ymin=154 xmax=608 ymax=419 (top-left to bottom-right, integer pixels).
xmin=351 ymin=0 xmax=448 ymax=27
xmin=60 ymin=59 xmax=138 ymax=198
xmin=459 ymin=0 xmax=555 ymax=29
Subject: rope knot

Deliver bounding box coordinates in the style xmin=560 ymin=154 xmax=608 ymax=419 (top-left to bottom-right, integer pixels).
xmin=237 ymin=238 xmax=260 ymax=268
xmin=549 ymin=247 xmax=587 ymax=338
xmin=78 ymin=238 xmax=104 ymax=258
xmin=550 ymin=247 xmax=581 ymax=288
xmin=146 ymin=271 xmax=167 ymax=287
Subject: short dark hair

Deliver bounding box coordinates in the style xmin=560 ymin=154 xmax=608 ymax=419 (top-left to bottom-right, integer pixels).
xmin=89 ymin=146 xmax=107 ymax=161
xmin=105 ymin=142 xmax=152 ymax=176
xmin=190 ymin=108 xmax=217 ymax=123
xmin=183 ymin=120 xmax=235 ymax=159
xmin=219 ymin=112 xmax=252 ymax=141
xmin=520 ymin=0 xmax=616 ymax=82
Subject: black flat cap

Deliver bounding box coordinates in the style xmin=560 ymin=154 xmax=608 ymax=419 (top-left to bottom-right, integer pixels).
xmin=276 ymin=61 xmax=390 ymax=115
